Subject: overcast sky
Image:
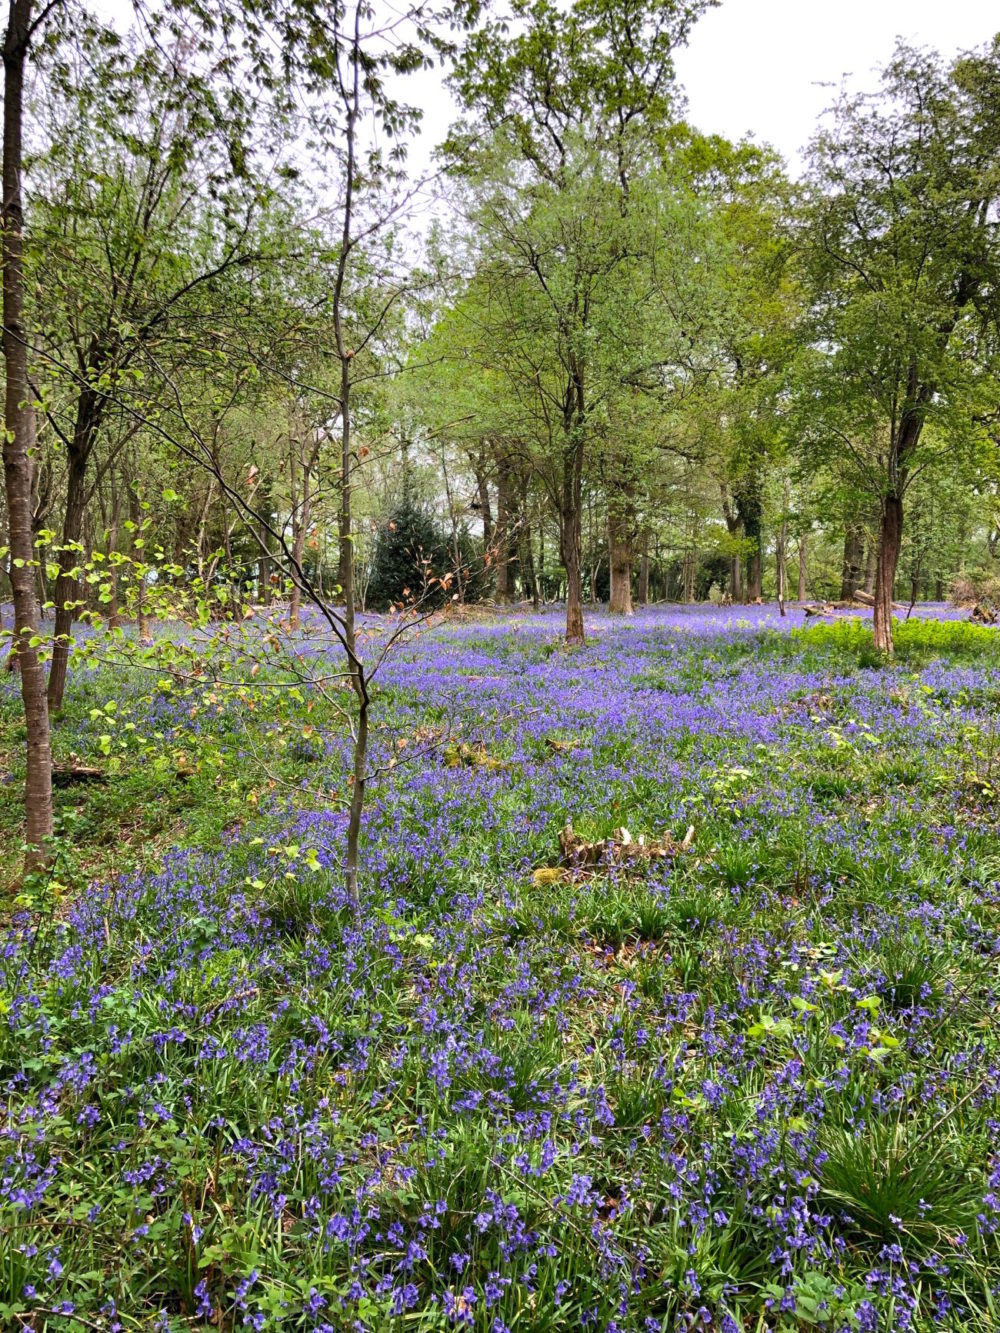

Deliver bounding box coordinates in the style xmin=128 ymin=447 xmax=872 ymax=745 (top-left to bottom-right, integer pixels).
xmin=673 ymin=0 xmax=998 ymax=173
xmin=97 ymin=0 xmax=999 ymax=189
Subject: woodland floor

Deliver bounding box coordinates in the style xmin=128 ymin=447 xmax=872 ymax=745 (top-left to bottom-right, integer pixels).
xmin=1 ymin=605 xmax=1000 ymax=1332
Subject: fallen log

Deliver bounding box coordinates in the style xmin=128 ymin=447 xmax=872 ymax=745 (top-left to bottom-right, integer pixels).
xmin=556 ymin=819 xmax=695 ymax=870
xmin=52 ymin=759 xmax=107 ymax=786
xmin=851 ymin=589 xmax=908 ymax=611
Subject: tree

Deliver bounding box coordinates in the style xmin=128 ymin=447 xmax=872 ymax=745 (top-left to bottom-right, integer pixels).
xmin=804 ymin=40 xmax=1000 ymax=653
xmin=2 ymin=0 xmax=53 ymax=869
xmin=449 ymin=0 xmax=715 ymax=641
xmin=28 ymin=25 xmax=266 ymax=710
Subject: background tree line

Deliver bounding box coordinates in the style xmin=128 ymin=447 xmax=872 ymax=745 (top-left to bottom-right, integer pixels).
xmin=3 ymin=0 xmax=1000 ymax=864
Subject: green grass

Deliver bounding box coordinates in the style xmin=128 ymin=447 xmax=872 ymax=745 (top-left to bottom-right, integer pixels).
xmin=1 ymin=612 xmax=999 ymax=1331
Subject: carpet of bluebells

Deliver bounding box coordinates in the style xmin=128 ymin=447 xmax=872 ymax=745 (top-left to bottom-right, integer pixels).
xmin=2 ymin=605 xmax=1000 ymax=1332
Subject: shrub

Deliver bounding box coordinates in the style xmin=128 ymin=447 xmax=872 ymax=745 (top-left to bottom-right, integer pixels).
xmin=793 ymin=616 xmax=1000 ymax=664
xmin=950 ymin=569 xmax=1000 ymax=611
xmin=366 ymin=491 xmax=489 ymax=611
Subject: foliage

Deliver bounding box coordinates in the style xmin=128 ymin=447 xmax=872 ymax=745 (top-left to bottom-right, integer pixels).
xmin=793 ymin=614 xmax=1000 ymax=664
xmin=366 ymin=489 xmax=488 ymax=610
xmin=2 ymin=605 xmax=1000 ymax=1330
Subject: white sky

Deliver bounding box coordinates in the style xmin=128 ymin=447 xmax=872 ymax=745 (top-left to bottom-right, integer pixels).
xmin=96 ymin=0 xmax=999 ymax=190
xmin=673 ymin=0 xmax=998 ymax=173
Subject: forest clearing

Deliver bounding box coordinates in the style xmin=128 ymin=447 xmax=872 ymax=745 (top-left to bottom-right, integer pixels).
xmin=3 ymin=0 xmax=1000 ymax=1327
xmin=2 ymin=605 xmax=1000 ymax=1329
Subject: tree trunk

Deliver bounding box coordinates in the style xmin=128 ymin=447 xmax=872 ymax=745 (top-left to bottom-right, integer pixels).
xmin=257 ymin=486 xmax=272 ymax=605
xmin=797 ymin=536 xmax=807 ymax=602
xmin=683 ymin=550 xmax=696 ymax=603
xmin=476 ymin=465 xmax=492 ymax=551
xmin=840 ymin=525 xmax=864 ymax=601
xmin=739 ymin=491 xmax=763 ymax=603
xmin=439 ymin=444 xmax=465 ymax=604
xmin=638 ymin=532 xmax=650 ymax=607
xmin=335 ymin=414 xmax=351 ymax=606
xmin=531 ymin=521 xmax=542 ymax=610
xmin=518 ymin=516 xmax=536 ymax=608
xmin=331 ymin=39 xmax=369 ymax=913
xmin=729 ymin=554 xmax=742 ymax=602
xmin=289 ymin=428 xmax=320 ymax=629
xmin=777 ymin=483 xmax=788 ymax=617
xmin=746 ymin=545 xmax=762 ymax=603
xmin=561 ymin=386 xmax=585 ymax=641
xmin=561 ymin=450 xmax=585 ymax=641
xmin=47 ymin=405 xmax=95 ymax=710
xmin=721 ymin=493 xmax=743 ymax=602
xmin=537 ymin=521 xmax=545 ymax=604
xmin=4 ymin=0 xmax=54 ymax=868
xmin=863 ymin=539 xmax=877 ymax=596
xmin=607 ymin=509 xmax=633 ymax=615
xmin=128 ymin=491 xmax=152 ymax=645
xmin=907 ymin=560 xmax=920 ymax=619
xmin=873 ymin=494 xmax=903 ymax=655
xmin=106 ymin=513 xmax=121 ymax=630
xmin=494 ymin=458 xmax=513 ymax=602
xmin=563 ymin=510 xmax=584 ymax=640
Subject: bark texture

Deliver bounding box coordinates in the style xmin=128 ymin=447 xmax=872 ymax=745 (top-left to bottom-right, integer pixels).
xmin=873 ymin=495 xmax=903 ymax=654
xmin=840 ymin=525 xmax=864 ymax=601
xmin=47 ymin=387 xmax=103 ymax=710
xmin=607 ymin=509 xmax=633 ymax=615
xmin=3 ymin=0 xmax=54 ymax=866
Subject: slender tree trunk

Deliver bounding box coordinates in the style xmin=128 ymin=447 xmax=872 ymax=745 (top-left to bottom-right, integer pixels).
xmin=106 ymin=508 xmax=121 ymax=630
xmin=561 ymin=394 xmax=585 ymax=641
xmin=439 ymin=443 xmax=464 ymax=604
xmin=3 ymin=0 xmax=53 ymax=869
xmin=563 ymin=503 xmax=585 ymax=641
xmin=906 ymin=556 xmax=921 ymax=621
xmin=495 ymin=458 xmax=511 ymax=601
xmin=519 ymin=519 xmax=537 ymax=610
xmin=332 ymin=15 xmax=369 ymax=913
xmin=289 ymin=524 xmax=306 ymax=626
xmin=194 ymin=479 xmax=214 ymax=581
xmin=638 ymin=531 xmax=649 ymax=607
xmin=289 ymin=431 xmax=319 ymax=630
xmin=47 ymin=410 xmax=95 ymax=710
xmin=777 ymin=481 xmax=789 ymax=617
xmin=288 ymin=434 xmax=303 ymax=628
xmin=873 ymin=494 xmax=903 ymax=655
xmin=797 ymin=536 xmax=807 ymax=602
xmin=256 ymin=484 xmax=272 ymax=605
xmin=537 ymin=521 xmax=544 ymax=605
xmin=863 ymin=539 xmax=877 ymax=596
xmin=840 ymin=524 xmax=864 ymax=601
xmin=683 ymin=549 xmax=696 ymax=604
xmin=129 ymin=490 xmax=151 ymax=645
xmin=476 ymin=464 xmax=492 ymax=551
xmin=561 ymin=444 xmax=585 ymax=641
xmin=136 ymin=570 xmax=150 ymax=644
xmin=530 ymin=520 xmax=541 ymax=610
xmin=607 ymin=508 xmax=633 ymax=615
xmin=108 ymin=560 xmax=120 ymax=630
